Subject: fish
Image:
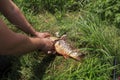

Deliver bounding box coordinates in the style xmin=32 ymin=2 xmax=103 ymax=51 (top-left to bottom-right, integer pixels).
xmin=49 ymin=35 xmax=85 ymax=61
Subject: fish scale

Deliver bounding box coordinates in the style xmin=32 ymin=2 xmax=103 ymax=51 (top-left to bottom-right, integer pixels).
xmin=50 ymin=36 xmax=85 ymax=61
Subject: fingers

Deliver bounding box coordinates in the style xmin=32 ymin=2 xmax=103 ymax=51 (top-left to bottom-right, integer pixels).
xmin=43 ymin=32 xmax=51 ymax=38
xmin=47 ymin=50 xmax=56 ymax=54
xmin=47 ymin=43 xmax=56 ymax=54
xmin=35 ymin=32 xmax=51 ymax=38
xmin=35 ymin=32 xmax=57 ymax=54
xmin=40 ymin=37 xmax=56 ymax=54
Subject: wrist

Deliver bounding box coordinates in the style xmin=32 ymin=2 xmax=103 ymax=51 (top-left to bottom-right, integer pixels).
xmin=28 ymin=28 xmax=38 ymax=37
xmin=23 ymin=23 xmax=37 ymax=37
xmin=29 ymin=37 xmax=44 ymax=50
xmin=32 ymin=31 xmax=39 ymax=37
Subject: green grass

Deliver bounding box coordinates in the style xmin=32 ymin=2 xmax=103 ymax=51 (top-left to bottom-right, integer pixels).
xmin=1 ymin=11 xmax=120 ymax=80
xmin=1 ymin=1 xmax=120 ymax=79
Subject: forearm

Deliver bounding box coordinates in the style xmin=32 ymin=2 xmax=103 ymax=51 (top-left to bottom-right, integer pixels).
xmin=0 ymin=0 xmax=37 ymax=36
xmin=0 ymin=18 xmax=43 ymax=55
xmin=0 ymin=34 xmax=43 ymax=56
xmin=8 ymin=35 xmax=43 ymax=56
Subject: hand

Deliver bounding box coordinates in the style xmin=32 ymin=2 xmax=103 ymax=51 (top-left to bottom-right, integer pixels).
xmin=35 ymin=32 xmax=51 ymax=38
xmin=39 ymin=37 xmax=55 ymax=54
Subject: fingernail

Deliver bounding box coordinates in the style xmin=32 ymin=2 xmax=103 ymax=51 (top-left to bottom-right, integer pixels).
xmin=48 ymin=51 xmax=52 ymax=54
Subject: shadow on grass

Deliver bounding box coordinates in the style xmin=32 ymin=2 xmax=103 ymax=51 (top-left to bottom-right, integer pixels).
xmin=0 ymin=56 xmax=21 ymax=80
xmin=32 ymin=54 xmax=56 ymax=80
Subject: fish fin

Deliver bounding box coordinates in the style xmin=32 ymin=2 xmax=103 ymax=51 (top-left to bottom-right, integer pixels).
xmin=55 ymin=32 xmax=60 ymax=37
xmin=63 ymin=55 xmax=69 ymax=59
xmin=73 ymin=49 xmax=79 ymax=52
xmin=60 ymin=34 xmax=67 ymax=40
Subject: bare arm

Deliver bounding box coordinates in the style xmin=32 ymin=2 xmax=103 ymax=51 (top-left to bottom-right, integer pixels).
xmin=0 ymin=0 xmax=37 ymax=36
xmin=0 ymin=19 xmax=54 ymax=55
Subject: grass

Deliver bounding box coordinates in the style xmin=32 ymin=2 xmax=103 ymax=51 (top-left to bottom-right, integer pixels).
xmin=1 ymin=7 xmax=120 ymax=80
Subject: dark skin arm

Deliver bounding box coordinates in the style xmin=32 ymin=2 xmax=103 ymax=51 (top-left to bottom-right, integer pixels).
xmin=0 ymin=0 xmax=54 ymax=55
xmin=0 ymin=19 xmax=54 ymax=55
xmin=0 ymin=0 xmax=50 ymax=38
